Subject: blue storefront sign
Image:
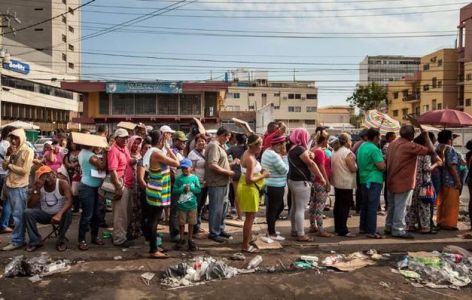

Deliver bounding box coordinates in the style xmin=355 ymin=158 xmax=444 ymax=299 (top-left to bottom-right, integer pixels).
xmin=3 ymin=59 xmax=30 ymax=75
xmin=106 ymin=81 xmax=183 ymax=94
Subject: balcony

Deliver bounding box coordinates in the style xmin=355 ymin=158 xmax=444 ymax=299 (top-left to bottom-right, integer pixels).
xmin=402 ymin=94 xmax=420 ymax=103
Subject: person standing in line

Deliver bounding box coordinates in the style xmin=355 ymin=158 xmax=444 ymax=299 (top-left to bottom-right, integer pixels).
xmin=356 ymin=128 xmax=385 ymax=239
xmin=353 ymin=129 xmax=369 ymax=214
xmin=63 ymin=138 xmax=81 ymax=213
xmin=145 ymin=130 xmax=179 ymax=258
xmin=126 ymin=135 xmax=143 ymax=241
xmin=381 ymin=131 xmax=397 ymax=212
xmin=331 ymin=133 xmax=357 ymax=237
xmin=108 ymin=128 xmax=132 ymax=247
xmin=309 ymin=130 xmax=333 ymax=238
xmin=0 ymin=126 xmax=15 ymax=234
xmin=287 ymin=128 xmax=325 ymax=242
xmin=159 ymin=125 xmax=176 ymax=225
xmin=465 ymin=140 xmax=472 ymax=233
xmin=2 ymin=128 xmax=34 ymax=251
xmin=227 ymin=133 xmax=246 ymax=220
xmin=385 ymin=125 xmax=436 ymax=239
xmin=262 ymin=121 xmax=287 ymax=151
xmin=238 ymin=135 xmax=270 ymax=253
xmin=205 ymin=127 xmax=235 ymax=243
xmin=261 ymin=135 xmax=288 ymax=241
xmin=77 ymin=143 xmax=107 ymax=251
xmin=137 ymin=138 xmax=152 ymax=242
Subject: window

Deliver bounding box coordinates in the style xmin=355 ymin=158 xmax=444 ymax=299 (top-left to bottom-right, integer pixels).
xmin=305 ymin=120 xmax=316 ymax=125
xmin=68 ymin=26 xmax=74 ymax=33
xmin=34 ymin=8 xmax=44 ymax=11
xmin=402 ymin=108 xmax=408 ymax=116
xmin=179 ymin=94 xmax=201 ymax=115
xmin=62 ymin=34 xmax=67 ymax=42
xmin=306 ymin=94 xmax=317 ymax=100
xmin=157 ymin=94 xmax=178 ymax=115
xmin=135 ymin=94 xmax=156 ymax=115
xmin=402 ymin=89 xmax=409 ymax=97
xmin=1 ymin=75 xmax=34 ymax=92
xmin=438 ymin=80 xmax=442 ymax=88
xmin=274 ymin=93 xmax=280 ymax=97
xmin=62 ymin=53 xmax=67 ymax=61
xmin=423 ymin=105 xmax=430 ymax=112
xmin=53 ymin=88 xmax=73 ymax=99
xmin=34 ymin=28 xmax=44 ymax=31
xmin=393 ymin=110 xmax=399 ymax=117
xmin=288 ymin=94 xmax=295 ymax=99
xmin=423 ymin=64 xmax=430 ymax=71
xmin=232 ymin=93 xmax=240 ymax=99
xmin=306 ymin=106 xmax=317 ymax=112
xmin=262 ymin=93 xmax=267 ymax=97
xmin=393 ymin=92 xmax=399 ymax=99
xmin=438 ymin=59 xmax=443 ymax=67
xmin=467 ymin=99 xmax=472 ymax=107
xmin=68 ymin=44 xmax=74 ymax=51
xmin=295 ymin=94 xmax=301 ymax=100
xmin=467 ymin=73 xmax=472 ymax=81
xmin=62 ymin=16 xmax=67 ymax=23
xmin=437 ymin=103 xmax=442 ymax=109
xmin=112 ymin=94 xmax=134 ymax=115
xmin=248 ymin=93 xmax=255 ymax=97
xmin=288 ymin=106 xmax=301 ymax=112
xmin=39 ymin=85 xmax=52 ymax=95
xmin=68 ymin=62 xmax=74 ymax=69
xmin=423 ymin=84 xmax=430 ymax=91
xmin=432 ymin=99 xmax=437 ymax=110
xmin=99 ymin=93 xmax=110 ymax=114
xmin=432 ymin=77 xmax=437 ymax=88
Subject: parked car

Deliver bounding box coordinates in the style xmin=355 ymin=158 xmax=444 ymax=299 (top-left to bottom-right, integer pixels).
xmin=34 ymin=137 xmax=52 ymax=155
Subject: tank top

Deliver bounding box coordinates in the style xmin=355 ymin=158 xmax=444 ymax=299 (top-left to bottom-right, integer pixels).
xmin=40 ymin=179 xmax=65 ymax=215
xmin=241 ymin=161 xmax=262 ymax=175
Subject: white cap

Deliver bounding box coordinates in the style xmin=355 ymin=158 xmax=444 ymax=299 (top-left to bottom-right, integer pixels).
xmin=114 ymin=128 xmax=129 ymax=138
xmin=159 ymin=125 xmax=175 ymax=134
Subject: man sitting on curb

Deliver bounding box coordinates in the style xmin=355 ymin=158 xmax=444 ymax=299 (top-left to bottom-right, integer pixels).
xmin=24 ymin=166 xmax=73 ymax=252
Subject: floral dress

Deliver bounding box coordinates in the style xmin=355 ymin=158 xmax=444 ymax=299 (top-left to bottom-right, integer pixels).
xmin=406 ymin=155 xmax=432 ymax=230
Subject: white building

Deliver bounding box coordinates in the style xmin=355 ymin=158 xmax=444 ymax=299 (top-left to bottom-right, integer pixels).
xmin=359 ymin=55 xmax=420 ymax=86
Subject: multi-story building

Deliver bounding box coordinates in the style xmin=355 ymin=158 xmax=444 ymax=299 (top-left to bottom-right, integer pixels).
xmin=359 ymin=55 xmax=421 ymax=86
xmin=459 ymin=3 xmax=472 ymax=115
xmin=222 ymin=71 xmax=318 ymax=132
xmin=387 ymin=49 xmax=458 ymax=123
xmin=0 ymin=1 xmax=81 ymax=133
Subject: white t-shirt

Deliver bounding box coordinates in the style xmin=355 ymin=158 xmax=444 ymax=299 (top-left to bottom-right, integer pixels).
xmin=187 ymin=149 xmax=206 ymax=183
xmin=0 ymin=140 xmax=10 ymax=175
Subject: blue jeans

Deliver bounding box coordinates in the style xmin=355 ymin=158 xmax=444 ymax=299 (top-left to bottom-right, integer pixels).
xmin=24 ymin=208 xmax=72 ymax=246
xmin=360 ymin=183 xmax=382 ymax=235
xmin=4 ymin=186 xmax=27 ymax=246
xmin=78 ymin=183 xmax=100 ymax=242
xmin=208 ymin=185 xmax=229 ymax=238
xmin=0 ymin=174 xmax=12 ymax=230
xmin=385 ymin=190 xmax=413 ymax=236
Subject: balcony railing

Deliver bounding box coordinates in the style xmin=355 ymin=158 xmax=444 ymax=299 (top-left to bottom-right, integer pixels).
xmin=402 ymin=94 xmax=420 ymax=102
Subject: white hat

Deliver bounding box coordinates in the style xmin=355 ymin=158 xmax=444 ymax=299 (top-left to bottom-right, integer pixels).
xmin=114 ymin=128 xmax=129 ymax=138
xmin=159 ymin=125 xmax=175 ymax=134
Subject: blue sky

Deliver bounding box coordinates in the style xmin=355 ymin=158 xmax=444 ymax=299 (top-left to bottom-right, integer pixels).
xmin=80 ymin=0 xmax=463 ymax=106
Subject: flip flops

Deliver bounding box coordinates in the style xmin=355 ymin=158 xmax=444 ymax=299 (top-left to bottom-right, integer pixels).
xmin=150 ymin=251 xmax=169 ymax=259
xmin=242 ymin=245 xmax=259 ymax=253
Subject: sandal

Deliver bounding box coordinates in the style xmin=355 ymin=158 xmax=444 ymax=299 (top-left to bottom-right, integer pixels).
xmin=242 ymin=245 xmax=259 ymax=253
xmin=92 ymin=238 xmax=105 ymax=246
xmin=56 ymin=242 xmax=67 ymax=252
xmin=26 ymin=244 xmax=43 ymax=252
xmin=366 ymin=233 xmax=383 ymax=239
xmin=296 ymin=235 xmax=314 ymax=242
xmin=78 ymin=241 xmax=89 ymax=251
xmin=150 ymin=251 xmax=169 ymax=259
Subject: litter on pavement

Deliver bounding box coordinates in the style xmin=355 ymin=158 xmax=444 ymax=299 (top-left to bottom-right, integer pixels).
xmin=4 ymin=254 xmax=71 ymax=278
xmin=396 ymin=246 xmax=472 ymax=289
xmin=141 ymin=272 xmax=155 ymax=286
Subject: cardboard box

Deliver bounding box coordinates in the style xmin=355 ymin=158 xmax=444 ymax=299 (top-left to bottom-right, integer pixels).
xmin=72 ymin=132 xmax=108 ymax=148
xmin=117 ymin=121 xmax=137 ymax=130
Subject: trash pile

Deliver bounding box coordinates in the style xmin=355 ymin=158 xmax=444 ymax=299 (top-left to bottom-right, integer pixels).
xmin=161 ymin=256 xmax=256 ymax=288
xmin=320 ymin=251 xmax=381 ymax=272
xmin=4 ymin=253 xmax=71 ymax=280
xmin=395 ymin=246 xmax=472 ymax=289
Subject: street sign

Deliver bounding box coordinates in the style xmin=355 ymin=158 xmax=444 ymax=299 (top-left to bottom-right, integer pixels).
xmin=2 ymin=59 xmax=30 ymax=75
xmin=105 ymin=81 xmax=182 ymax=94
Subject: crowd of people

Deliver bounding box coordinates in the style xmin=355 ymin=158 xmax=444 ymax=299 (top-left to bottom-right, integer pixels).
xmin=0 ymin=121 xmax=471 ymax=258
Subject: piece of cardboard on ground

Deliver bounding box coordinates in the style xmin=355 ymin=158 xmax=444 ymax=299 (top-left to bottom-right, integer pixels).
xmin=330 ymin=258 xmax=375 ymax=272
xmin=254 ymin=238 xmax=283 ymax=250
xmin=72 ymin=132 xmax=108 ymax=148
xmin=117 ymin=121 xmax=137 ymax=131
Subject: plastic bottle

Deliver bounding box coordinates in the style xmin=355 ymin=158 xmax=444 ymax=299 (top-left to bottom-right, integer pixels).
xmin=246 ymin=255 xmax=263 ymax=269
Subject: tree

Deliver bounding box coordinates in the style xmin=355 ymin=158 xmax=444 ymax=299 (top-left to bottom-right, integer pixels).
xmin=347 ymin=82 xmax=387 ymax=112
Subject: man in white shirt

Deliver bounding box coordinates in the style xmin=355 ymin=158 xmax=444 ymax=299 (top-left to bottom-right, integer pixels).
xmin=0 ymin=126 xmax=15 ymax=234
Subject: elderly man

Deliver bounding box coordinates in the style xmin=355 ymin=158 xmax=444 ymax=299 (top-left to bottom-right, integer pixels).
xmin=1 ymin=128 xmax=34 ymax=251
xmin=24 ymin=166 xmax=72 ymax=252
xmin=385 ymin=125 xmax=436 ymax=239
xmin=107 ymin=128 xmax=132 ymax=247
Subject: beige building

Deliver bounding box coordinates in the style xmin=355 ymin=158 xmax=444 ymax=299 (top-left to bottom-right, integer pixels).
xmin=318 ymin=106 xmax=352 ymax=124
xmin=464 ymin=62 xmax=472 ymax=115
xmin=223 ymin=78 xmax=318 ymax=131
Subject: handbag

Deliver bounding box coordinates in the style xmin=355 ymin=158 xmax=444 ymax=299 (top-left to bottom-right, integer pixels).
xmin=99 ymin=174 xmax=123 ymax=200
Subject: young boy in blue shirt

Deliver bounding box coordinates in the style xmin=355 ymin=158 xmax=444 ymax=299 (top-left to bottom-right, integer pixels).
xmin=173 ymin=159 xmax=201 ymax=251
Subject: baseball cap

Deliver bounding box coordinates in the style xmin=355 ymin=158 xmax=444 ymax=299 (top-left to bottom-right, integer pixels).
xmin=180 ymin=158 xmax=192 ymax=169
xmin=173 ymin=131 xmax=188 ymax=142
xmin=160 ymin=125 xmax=175 ymax=134
xmin=114 ymin=128 xmax=129 ymax=138
xmin=36 ymin=165 xmax=53 ymax=178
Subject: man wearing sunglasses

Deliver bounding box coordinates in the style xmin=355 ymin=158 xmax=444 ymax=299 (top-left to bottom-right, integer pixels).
xmin=24 ymin=165 xmax=73 ymax=252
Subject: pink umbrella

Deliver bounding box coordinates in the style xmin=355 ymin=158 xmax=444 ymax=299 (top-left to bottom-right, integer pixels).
xmin=416 ymin=109 xmax=472 ymax=128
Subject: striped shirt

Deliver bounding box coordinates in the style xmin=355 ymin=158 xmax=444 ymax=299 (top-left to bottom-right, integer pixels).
xmin=261 ymin=149 xmax=289 ymax=187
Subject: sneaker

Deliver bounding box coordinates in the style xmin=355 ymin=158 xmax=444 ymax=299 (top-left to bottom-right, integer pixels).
xmin=219 ymin=231 xmax=232 ymax=239
xmin=209 ymin=236 xmax=226 ymax=243
xmin=174 ymin=239 xmax=186 ymax=250
xmin=188 ymin=240 xmax=198 ymax=251
xmin=2 ymin=243 xmax=24 ymax=251
xmin=269 ymin=235 xmax=286 ymax=241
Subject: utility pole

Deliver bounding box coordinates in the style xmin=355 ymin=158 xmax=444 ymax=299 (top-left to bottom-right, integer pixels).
xmin=0 ymin=10 xmax=21 ymax=127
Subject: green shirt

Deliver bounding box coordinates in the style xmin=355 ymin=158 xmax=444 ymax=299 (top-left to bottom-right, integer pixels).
xmin=173 ymin=174 xmax=201 ymax=211
xmin=357 ymin=141 xmax=384 ymax=184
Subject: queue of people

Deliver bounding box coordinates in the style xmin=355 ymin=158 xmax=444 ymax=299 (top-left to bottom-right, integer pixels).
xmin=0 ymin=122 xmax=471 ymax=258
